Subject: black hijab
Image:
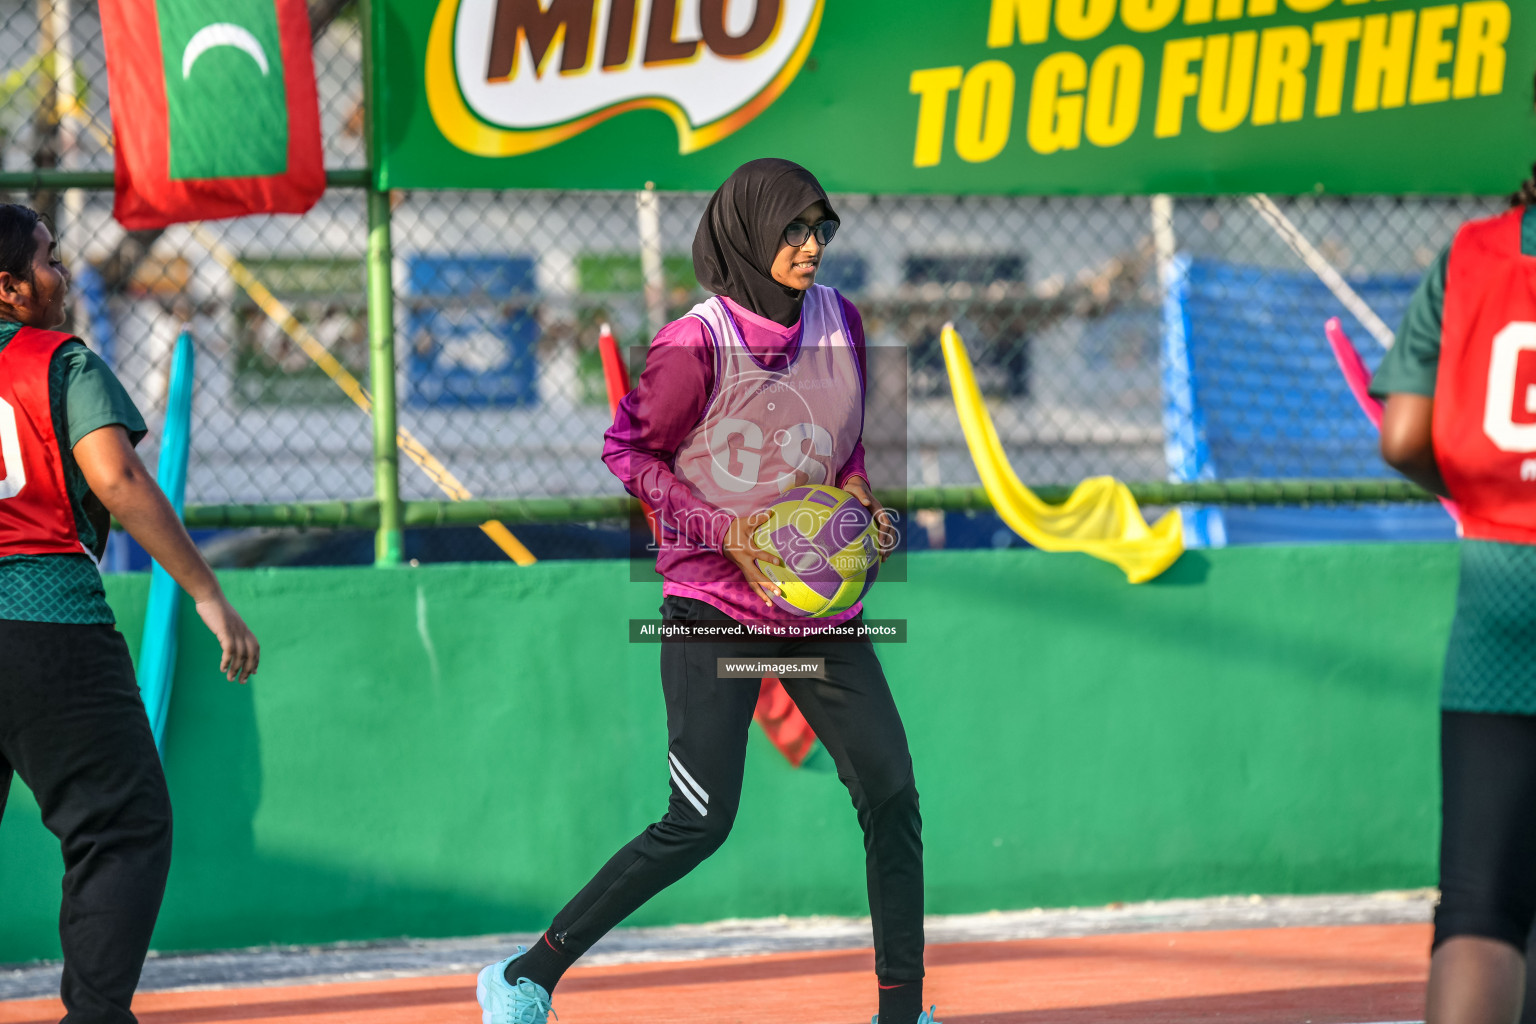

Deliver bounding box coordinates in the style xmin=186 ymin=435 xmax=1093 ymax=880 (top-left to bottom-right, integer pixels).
xmin=692 ymin=158 xmax=838 ymax=327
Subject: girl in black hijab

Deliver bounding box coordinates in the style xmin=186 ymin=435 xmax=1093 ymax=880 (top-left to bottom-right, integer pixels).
xmin=693 ymin=156 xmax=836 ymax=326
xmin=477 ymin=161 xmax=936 ymax=1024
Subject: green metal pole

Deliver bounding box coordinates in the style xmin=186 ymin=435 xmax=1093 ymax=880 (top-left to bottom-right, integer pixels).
xmin=160 ymin=479 xmax=1440 ymax=532
xmin=366 ymin=186 xmax=403 ymax=566
xmin=0 ymin=169 xmax=371 ymax=190
xmin=360 ymin=0 xmax=402 ymax=566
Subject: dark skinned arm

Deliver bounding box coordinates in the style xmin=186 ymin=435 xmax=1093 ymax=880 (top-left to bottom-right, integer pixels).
xmin=74 ymin=425 xmax=261 ymax=683
xmin=1379 ymin=393 xmax=1450 ymax=498
xmin=722 ymin=510 xmax=783 ymax=608
xmin=842 ymin=475 xmax=897 ymax=562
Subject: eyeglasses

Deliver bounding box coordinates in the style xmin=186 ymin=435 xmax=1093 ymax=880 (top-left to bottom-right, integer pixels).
xmin=782 ymin=219 xmax=838 ymax=248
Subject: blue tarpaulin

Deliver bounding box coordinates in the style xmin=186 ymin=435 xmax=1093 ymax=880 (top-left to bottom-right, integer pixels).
xmin=1161 ymin=257 xmax=1455 ymax=545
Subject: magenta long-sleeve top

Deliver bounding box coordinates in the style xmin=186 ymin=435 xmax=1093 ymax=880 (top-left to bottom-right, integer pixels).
xmin=602 ymin=294 xmax=869 ymax=624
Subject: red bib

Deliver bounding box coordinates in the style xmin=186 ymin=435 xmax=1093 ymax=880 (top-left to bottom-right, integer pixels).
xmin=0 ymin=326 xmax=89 ymax=558
xmin=1433 ymin=208 xmax=1536 ymax=544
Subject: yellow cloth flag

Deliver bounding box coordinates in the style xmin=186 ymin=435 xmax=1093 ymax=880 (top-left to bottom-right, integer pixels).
xmin=941 ymin=324 xmax=1184 ymax=584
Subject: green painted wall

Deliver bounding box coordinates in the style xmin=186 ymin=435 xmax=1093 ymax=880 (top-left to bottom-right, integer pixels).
xmin=0 ymin=545 xmax=1457 ymax=962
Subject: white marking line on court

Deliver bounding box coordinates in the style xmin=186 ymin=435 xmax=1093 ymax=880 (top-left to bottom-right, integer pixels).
xmin=0 ymin=890 xmax=1438 ymax=999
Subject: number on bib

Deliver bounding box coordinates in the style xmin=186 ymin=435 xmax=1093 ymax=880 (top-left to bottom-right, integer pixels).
xmin=0 ymin=396 xmax=25 ymax=500
xmin=1484 ymin=322 xmax=1536 ymax=453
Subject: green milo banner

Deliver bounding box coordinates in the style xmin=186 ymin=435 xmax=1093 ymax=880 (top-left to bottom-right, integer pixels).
xmin=372 ymin=0 xmax=1530 ymax=194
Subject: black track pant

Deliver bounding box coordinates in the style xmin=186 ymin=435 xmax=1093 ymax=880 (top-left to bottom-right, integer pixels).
xmin=0 ymin=620 xmax=173 ymax=1024
xmin=548 ymin=596 xmax=924 ymax=981
xmin=1435 ymin=711 xmax=1536 ymax=953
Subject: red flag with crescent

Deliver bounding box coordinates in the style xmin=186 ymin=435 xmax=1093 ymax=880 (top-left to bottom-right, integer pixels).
xmin=101 ymin=0 xmax=325 ymax=230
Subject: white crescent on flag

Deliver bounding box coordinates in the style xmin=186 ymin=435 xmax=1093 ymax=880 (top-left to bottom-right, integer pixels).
xmin=182 ymin=23 xmax=270 ymax=79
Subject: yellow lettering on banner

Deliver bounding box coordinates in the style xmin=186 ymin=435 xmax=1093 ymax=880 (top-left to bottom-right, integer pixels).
xmin=1184 ymin=0 xmax=1245 ymax=25
xmin=1249 ymin=0 xmax=1278 ymax=16
xmin=1155 ymin=36 xmax=1204 ymax=136
xmin=1084 ymin=44 xmax=1144 ymax=145
xmin=1197 ymin=31 xmax=1257 ymax=131
xmin=1056 ymin=0 xmax=1115 ymax=41
xmin=1312 ymin=17 xmax=1362 ymax=116
xmin=1409 ymin=5 xmax=1458 ymax=104
xmin=1028 ymin=52 xmax=1087 ymax=152
xmin=1354 ymin=10 xmax=1414 ymax=111
xmin=909 ymin=67 xmax=964 ymax=167
xmin=1453 ymin=1 xmax=1510 ymax=99
xmin=988 ymin=0 xmax=1051 ymax=47
xmin=1284 ymin=0 xmax=1333 ymax=12
xmin=1122 ymin=0 xmax=1180 ymax=33
xmin=1252 ymin=25 xmax=1310 ymax=124
xmin=956 ymin=61 xmax=1017 ymax=161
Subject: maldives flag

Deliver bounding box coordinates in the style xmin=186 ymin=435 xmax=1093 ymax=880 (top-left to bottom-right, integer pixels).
xmin=101 ymin=0 xmax=324 ymax=230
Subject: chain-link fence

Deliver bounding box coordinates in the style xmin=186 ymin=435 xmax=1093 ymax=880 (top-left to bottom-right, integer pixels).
xmin=2 ymin=0 xmax=371 ymax=513
xmin=1 ymin=0 xmax=1500 ymax=540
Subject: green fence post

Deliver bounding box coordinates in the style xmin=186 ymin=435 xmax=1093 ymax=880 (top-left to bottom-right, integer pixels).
xmin=366 ymin=186 xmax=403 ymax=566
xmin=362 ymin=0 xmax=402 ymax=566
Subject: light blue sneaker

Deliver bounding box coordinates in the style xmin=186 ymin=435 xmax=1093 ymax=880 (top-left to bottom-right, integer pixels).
xmin=871 ymin=1007 xmax=942 ymax=1024
xmin=476 ymin=947 xmax=556 ymax=1024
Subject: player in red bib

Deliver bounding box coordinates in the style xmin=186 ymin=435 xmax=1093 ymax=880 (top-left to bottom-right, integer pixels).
xmin=0 ymin=204 xmax=259 ymax=1024
xmin=1371 ymin=101 xmax=1536 ymax=1024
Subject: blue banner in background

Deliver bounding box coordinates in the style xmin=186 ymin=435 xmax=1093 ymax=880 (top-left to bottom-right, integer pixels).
xmin=404 ymin=255 xmax=540 ymax=408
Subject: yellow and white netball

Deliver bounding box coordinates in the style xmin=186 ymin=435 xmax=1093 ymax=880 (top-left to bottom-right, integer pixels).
xmin=752 ymin=485 xmax=881 ymax=618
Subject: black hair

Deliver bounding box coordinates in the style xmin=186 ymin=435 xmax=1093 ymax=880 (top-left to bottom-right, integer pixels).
xmin=1514 ymin=165 xmax=1536 ymax=207
xmin=1515 ymin=72 xmax=1536 ymax=206
xmin=0 ymin=203 xmax=42 ymax=283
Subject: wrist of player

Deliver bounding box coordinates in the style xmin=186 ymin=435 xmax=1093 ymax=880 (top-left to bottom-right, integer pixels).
xmin=183 ymin=570 xmax=226 ymax=605
xmin=726 ymin=540 xmax=781 ymax=602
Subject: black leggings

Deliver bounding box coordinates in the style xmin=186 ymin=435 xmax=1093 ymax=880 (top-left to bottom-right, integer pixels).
xmin=547 ymin=596 xmax=925 ymax=981
xmin=1435 ymin=711 xmax=1536 ymax=953
xmin=0 ymin=619 xmax=173 ymax=1024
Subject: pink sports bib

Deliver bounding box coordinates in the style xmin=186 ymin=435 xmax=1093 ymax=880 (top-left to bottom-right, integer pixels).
xmin=671 ymin=286 xmax=863 ymax=528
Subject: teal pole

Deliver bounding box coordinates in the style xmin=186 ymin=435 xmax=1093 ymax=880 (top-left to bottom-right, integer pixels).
xmin=366 ymin=186 xmax=402 ymax=566
xmin=138 ymin=329 xmax=195 ymax=755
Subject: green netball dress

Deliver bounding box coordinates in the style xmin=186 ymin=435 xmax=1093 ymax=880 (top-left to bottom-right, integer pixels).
xmin=0 ymin=320 xmax=146 ymax=624
xmin=1370 ymin=206 xmax=1536 ymax=716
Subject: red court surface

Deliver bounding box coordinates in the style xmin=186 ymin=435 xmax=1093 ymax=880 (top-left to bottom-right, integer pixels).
xmin=0 ymin=923 xmax=1430 ymax=1024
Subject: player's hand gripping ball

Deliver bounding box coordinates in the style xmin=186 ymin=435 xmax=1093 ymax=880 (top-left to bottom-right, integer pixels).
xmin=752 ymin=485 xmax=881 ymax=618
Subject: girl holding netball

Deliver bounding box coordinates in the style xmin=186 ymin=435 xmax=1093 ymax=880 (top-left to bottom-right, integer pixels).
xmin=0 ymin=203 xmax=259 ymax=1024
xmin=1370 ymin=119 xmax=1536 ymax=1024
xmin=477 ymin=160 xmax=932 ymax=1024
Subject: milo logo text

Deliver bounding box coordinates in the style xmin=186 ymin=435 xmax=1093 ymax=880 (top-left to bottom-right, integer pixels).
xmin=425 ymin=0 xmax=823 ymax=157
xmin=485 ymin=0 xmax=785 ymax=79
